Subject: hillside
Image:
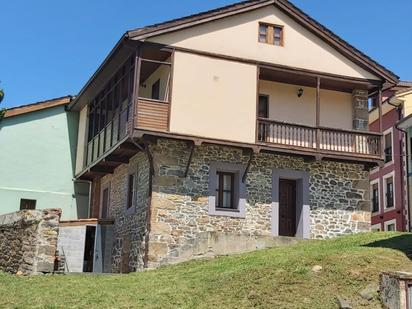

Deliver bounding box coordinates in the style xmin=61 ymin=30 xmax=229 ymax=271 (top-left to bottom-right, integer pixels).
xmin=1 ymin=232 xmax=412 ymax=308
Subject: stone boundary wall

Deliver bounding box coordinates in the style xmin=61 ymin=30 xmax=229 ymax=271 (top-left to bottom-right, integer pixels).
xmin=0 ymin=209 xmax=61 ymax=275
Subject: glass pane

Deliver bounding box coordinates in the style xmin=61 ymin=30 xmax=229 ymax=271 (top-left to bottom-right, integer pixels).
xmin=274 ymin=37 xmax=281 ymax=46
xmin=385 ymin=133 xmax=392 ymax=147
xmin=223 ymin=174 xmax=232 ymax=190
xmin=274 ymin=27 xmax=282 ymax=36
xmin=259 ymin=24 xmax=267 ymax=35
xmin=216 ymin=173 xmax=219 ymax=191
xmin=222 ymin=192 xmax=232 ymax=208
xmin=259 ymin=34 xmax=267 ymax=43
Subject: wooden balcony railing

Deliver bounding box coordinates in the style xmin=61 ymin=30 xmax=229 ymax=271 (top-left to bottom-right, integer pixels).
xmin=86 ymin=106 xmax=130 ymax=166
xmin=136 ymin=98 xmax=169 ymax=131
xmin=257 ymin=118 xmax=382 ymax=159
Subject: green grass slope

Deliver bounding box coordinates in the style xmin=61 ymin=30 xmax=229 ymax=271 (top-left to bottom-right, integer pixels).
xmin=1 ymin=232 xmax=412 ymax=308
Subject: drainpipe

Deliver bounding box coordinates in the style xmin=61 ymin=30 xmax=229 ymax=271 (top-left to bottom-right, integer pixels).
xmin=395 ymin=121 xmax=410 ymax=232
xmin=391 ymin=98 xmax=409 ymax=231
xmin=130 ymin=137 xmax=154 ymax=269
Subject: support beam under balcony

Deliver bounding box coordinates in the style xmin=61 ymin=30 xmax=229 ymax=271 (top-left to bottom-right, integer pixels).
xmin=105 ymin=155 xmax=130 ymax=164
xmin=90 ymin=165 xmax=115 ymax=175
xmin=316 ymin=76 xmax=321 ymax=153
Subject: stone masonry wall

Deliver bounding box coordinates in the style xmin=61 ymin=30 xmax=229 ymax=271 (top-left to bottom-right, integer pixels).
xmin=147 ymin=139 xmax=371 ymax=268
xmin=100 ymin=151 xmax=150 ymax=273
xmin=0 ymin=209 xmax=61 ymax=275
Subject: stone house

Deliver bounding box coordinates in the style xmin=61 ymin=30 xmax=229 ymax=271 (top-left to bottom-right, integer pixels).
xmin=65 ymin=0 xmax=399 ymax=272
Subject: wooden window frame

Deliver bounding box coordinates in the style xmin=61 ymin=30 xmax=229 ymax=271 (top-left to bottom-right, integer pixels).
xmin=258 ymin=22 xmax=284 ymax=47
xmin=215 ymin=171 xmax=236 ymax=210
xmin=138 ymin=58 xmax=172 ymax=104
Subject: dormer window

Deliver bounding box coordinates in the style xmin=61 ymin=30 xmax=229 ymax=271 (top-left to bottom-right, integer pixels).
xmin=259 ymin=23 xmax=284 ymax=46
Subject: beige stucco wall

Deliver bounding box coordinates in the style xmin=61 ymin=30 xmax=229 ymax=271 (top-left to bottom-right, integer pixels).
xmin=369 ymin=102 xmax=395 ymax=124
xmin=260 ymin=80 xmax=352 ymax=129
xmin=148 ymin=6 xmax=379 ymax=81
xmin=401 ymin=91 xmax=412 ymax=118
xmin=170 ymin=51 xmax=257 ymax=143
xmin=75 ymin=105 xmax=88 ymax=175
xmin=320 ymin=88 xmax=352 ymax=129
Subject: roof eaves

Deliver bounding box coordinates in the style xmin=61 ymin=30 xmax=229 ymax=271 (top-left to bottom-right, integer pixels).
xmin=275 ymin=0 xmax=398 ymax=83
xmin=4 ymin=95 xmax=73 ymax=118
xmin=67 ymin=34 xmax=129 ymax=111
xmin=127 ymin=0 xmax=274 ymax=39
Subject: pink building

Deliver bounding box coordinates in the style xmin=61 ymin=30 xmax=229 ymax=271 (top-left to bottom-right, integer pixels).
xmin=369 ymin=83 xmax=412 ymax=231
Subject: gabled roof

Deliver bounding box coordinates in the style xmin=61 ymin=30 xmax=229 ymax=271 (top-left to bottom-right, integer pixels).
xmin=127 ymin=0 xmax=398 ymax=83
xmin=4 ymin=96 xmax=73 ymax=118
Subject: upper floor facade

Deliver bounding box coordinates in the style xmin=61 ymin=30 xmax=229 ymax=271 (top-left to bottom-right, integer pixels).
xmin=69 ymin=0 xmax=399 ymax=181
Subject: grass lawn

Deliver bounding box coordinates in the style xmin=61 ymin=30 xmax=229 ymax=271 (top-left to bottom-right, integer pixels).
xmin=1 ymin=232 xmax=412 ymax=308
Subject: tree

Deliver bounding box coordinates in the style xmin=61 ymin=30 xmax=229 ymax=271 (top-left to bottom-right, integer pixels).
xmin=0 ymin=84 xmax=5 ymax=119
xmin=0 ymin=88 xmax=6 ymax=120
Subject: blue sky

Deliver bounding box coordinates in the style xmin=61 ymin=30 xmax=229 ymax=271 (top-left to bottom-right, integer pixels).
xmin=1 ymin=0 xmax=411 ymax=108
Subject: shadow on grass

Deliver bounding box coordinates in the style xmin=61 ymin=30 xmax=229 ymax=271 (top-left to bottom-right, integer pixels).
xmin=363 ymin=234 xmax=412 ymax=260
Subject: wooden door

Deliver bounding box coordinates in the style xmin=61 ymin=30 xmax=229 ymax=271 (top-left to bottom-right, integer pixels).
xmin=279 ymin=179 xmax=297 ymax=237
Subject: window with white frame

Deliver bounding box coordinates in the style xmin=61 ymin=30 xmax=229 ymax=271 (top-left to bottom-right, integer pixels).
xmin=383 ymin=173 xmax=395 ymax=209
xmin=370 ymin=179 xmax=380 ymax=213
xmin=384 ymin=219 xmax=396 ymax=231
xmin=371 ymin=223 xmax=381 ymax=232
xmin=384 ymin=128 xmax=393 ymax=164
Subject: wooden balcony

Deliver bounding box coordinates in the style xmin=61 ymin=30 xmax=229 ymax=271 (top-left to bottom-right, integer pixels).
xmin=257 ymin=118 xmax=382 ymax=159
xmin=86 ymin=106 xmax=130 ymax=166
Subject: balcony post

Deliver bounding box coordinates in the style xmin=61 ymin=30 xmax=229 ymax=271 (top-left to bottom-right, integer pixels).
xmin=128 ymin=48 xmax=142 ymax=134
xmin=316 ymin=76 xmax=321 ymax=152
xmin=378 ymin=87 xmax=384 ymax=159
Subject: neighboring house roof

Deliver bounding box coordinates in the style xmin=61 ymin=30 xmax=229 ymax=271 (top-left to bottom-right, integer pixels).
xmin=126 ymin=0 xmax=398 ymax=83
xmin=3 ymin=96 xmax=73 ymax=119
xmin=397 ymin=81 xmax=412 ymax=88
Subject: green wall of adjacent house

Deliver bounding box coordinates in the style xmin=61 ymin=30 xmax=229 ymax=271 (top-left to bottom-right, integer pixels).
xmin=0 ymin=105 xmax=89 ymax=220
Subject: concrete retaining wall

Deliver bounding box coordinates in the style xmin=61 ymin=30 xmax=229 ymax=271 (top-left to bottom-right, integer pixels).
xmin=0 ymin=209 xmax=61 ymax=275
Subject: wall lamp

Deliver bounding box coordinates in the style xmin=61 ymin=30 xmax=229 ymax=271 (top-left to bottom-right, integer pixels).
xmin=297 ymin=88 xmax=304 ymax=98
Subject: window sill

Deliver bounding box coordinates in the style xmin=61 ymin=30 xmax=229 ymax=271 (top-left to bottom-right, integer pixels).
xmin=383 ymin=206 xmax=395 ymax=213
xmin=125 ymin=206 xmax=136 ymax=216
xmin=215 ymin=207 xmax=240 ymax=212
xmin=209 ymin=208 xmax=245 ymax=218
